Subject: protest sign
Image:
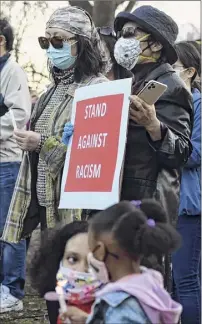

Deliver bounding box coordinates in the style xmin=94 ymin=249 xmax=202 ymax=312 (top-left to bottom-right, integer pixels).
xmin=59 ymin=78 xmax=132 ymax=210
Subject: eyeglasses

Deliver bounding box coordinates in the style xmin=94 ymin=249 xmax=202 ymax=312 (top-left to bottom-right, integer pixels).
xmin=38 ymin=36 xmax=76 ymax=50
xmin=97 ymin=27 xmax=116 ymax=38
xmin=118 ymin=26 xmax=147 ymax=39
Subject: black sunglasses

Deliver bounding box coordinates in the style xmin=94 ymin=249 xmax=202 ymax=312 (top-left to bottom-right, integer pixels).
xmin=117 ymin=26 xmax=146 ymax=39
xmin=97 ymin=27 xmax=116 ymax=38
xmin=38 ymin=36 xmax=76 ymax=50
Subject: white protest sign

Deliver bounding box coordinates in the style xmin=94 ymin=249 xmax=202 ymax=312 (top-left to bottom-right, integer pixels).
xmin=59 ymin=78 xmax=132 ymax=210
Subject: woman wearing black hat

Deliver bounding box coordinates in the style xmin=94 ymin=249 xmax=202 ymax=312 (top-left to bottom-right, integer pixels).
xmin=114 ymin=5 xmax=193 ymax=291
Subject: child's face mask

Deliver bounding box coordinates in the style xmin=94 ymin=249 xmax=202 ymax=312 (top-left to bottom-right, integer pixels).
xmin=88 ymin=245 xmax=119 ymax=284
xmin=88 ymin=252 xmax=110 ymax=284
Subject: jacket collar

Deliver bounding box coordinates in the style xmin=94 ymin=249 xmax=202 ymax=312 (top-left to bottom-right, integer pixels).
xmin=144 ymin=63 xmax=175 ymax=83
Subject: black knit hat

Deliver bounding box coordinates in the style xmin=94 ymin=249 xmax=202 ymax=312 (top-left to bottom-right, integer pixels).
xmin=114 ymin=5 xmax=179 ymax=65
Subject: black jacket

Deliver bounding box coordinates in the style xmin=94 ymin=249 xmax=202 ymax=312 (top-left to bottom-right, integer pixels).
xmin=121 ymin=63 xmax=193 ymax=223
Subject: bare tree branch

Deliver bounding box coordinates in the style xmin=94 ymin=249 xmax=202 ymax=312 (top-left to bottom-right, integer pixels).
xmin=68 ymin=0 xmax=93 ymax=15
xmin=125 ymin=0 xmax=137 ymax=12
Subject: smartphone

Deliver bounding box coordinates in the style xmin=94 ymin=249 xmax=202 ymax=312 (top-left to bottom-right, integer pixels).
xmin=137 ymin=80 xmax=167 ymax=105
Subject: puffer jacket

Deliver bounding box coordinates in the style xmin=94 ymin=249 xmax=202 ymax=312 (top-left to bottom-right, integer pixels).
xmin=121 ymin=63 xmax=193 ymax=223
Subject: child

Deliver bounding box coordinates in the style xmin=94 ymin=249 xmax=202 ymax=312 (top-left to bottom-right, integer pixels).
xmin=29 ymin=222 xmax=102 ymax=324
xmin=87 ymin=199 xmax=182 ymax=324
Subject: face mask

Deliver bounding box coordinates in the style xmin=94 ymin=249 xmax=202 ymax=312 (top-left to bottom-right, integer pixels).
xmin=174 ymin=68 xmax=188 ymax=79
xmin=46 ymin=42 xmax=77 ymax=70
xmin=88 ymin=252 xmax=109 ymax=284
xmin=54 ymin=262 xmax=102 ymax=305
xmin=114 ymin=34 xmax=155 ymax=71
xmin=88 ymin=246 xmax=118 ymax=284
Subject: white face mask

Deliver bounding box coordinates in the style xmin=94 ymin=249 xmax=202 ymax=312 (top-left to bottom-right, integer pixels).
xmin=114 ymin=37 xmax=142 ymax=70
xmin=114 ymin=34 xmax=151 ymax=71
xmin=87 ymin=252 xmax=109 ymax=284
xmin=174 ymin=68 xmax=188 ymax=78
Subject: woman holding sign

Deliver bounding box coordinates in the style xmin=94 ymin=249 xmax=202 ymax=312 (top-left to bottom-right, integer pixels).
xmin=1 ymin=7 xmax=107 ymax=245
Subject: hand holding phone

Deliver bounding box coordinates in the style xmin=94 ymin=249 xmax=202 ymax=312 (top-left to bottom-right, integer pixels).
xmin=137 ymin=80 xmax=167 ymax=105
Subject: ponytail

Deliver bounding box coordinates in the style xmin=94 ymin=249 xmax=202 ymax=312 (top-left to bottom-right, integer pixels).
xmin=113 ymin=199 xmax=181 ymax=259
xmin=90 ymin=200 xmax=181 ymax=261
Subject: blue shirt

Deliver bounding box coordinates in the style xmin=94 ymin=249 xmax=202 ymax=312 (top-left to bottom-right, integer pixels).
xmin=179 ymin=88 xmax=201 ymax=216
xmin=86 ymin=291 xmax=150 ymax=324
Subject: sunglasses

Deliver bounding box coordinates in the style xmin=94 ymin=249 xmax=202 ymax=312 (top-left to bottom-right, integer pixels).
xmin=117 ymin=26 xmax=146 ymax=39
xmin=38 ymin=36 xmax=76 ymax=50
xmin=97 ymin=27 xmax=116 ymax=38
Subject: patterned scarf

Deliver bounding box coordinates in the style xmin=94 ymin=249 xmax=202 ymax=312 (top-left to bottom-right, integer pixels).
xmin=52 ymin=66 xmax=75 ymax=85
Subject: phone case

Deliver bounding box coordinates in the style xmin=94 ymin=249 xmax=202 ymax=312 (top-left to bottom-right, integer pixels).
xmin=138 ymin=80 xmax=167 ymax=105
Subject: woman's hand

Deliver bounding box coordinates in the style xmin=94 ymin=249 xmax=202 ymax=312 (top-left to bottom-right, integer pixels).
xmin=13 ymin=130 xmax=41 ymax=151
xmin=59 ymin=306 xmax=88 ymax=324
xmin=129 ymin=95 xmax=161 ymax=141
xmin=62 ymin=122 xmax=74 ymax=146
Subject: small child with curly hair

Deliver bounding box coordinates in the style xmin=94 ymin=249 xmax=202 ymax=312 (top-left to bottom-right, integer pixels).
xmin=86 ymin=199 xmax=182 ymax=324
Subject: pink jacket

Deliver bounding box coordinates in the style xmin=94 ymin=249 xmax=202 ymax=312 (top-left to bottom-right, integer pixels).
xmin=97 ymin=267 xmax=182 ymax=324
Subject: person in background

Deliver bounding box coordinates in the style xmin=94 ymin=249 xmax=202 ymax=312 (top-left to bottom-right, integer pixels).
xmin=188 ymin=40 xmax=201 ymax=54
xmin=187 ymin=41 xmax=201 ymax=84
xmin=113 ymin=5 xmax=193 ymax=291
xmin=29 ymin=222 xmax=98 ymax=324
xmin=86 ymin=200 xmax=182 ymax=324
xmin=0 ymin=18 xmax=31 ymax=312
xmin=172 ymin=41 xmax=201 ymax=324
xmin=97 ymin=26 xmax=133 ymax=80
xmin=1 ymin=7 xmax=107 ymax=259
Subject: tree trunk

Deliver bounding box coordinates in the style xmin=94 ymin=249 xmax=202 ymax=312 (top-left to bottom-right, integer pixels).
xmin=93 ymin=1 xmax=116 ymax=27
xmin=68 ymin=0 xmax=93 ymax=16
xmin=68 ymin=1 xmax=138 ymax=27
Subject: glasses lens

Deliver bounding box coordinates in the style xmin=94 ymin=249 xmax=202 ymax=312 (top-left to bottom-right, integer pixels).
xmin=122 ymin=26 xmax=136 ymax=38
xmin=51 ymin=37 xmax=63 ymax=49
xmin=121 ymin=26 xmax=145 ymax=38
xmin=38 ymin=37 xmax=49 ymax=50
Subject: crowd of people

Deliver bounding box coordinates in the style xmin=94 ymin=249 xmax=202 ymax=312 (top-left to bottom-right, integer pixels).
xmin=0 ymin=4 xmax=201 ymax=324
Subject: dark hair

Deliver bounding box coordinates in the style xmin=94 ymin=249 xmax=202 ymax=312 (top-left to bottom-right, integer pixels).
xmin=29 ymin=221 xmax=88 ymax=297
xmin=98 ymin=31 xmax=133 ymax=80
xmin=174 ymin=41 xmax=201 ymax=90
xmin=74 ymin=35 xmax=104 ymax=82
xmin=0 ymin=18 xmax=14 ymax=51
xmin=90 ymin=200 xmax=181 ymax=261
xmin=187 ymin=40 xmax=201 ymax=55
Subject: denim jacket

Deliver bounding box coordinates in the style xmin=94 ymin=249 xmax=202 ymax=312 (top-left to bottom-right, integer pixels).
xmin=179 ymin=89 xmax=201 ymax=216
xmin=86 ymin=291 xmax=150 ymax=324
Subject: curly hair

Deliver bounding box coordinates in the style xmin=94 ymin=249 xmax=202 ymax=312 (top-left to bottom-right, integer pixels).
xmin=89 ymin=199 xmax=181 ymax=261
xmin=29 ymin=221 xmax=88 ymax=297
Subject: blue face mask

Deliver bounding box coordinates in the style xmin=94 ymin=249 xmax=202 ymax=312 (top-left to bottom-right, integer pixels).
xmin=46 ymin=42 xmax=77 ymax=70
